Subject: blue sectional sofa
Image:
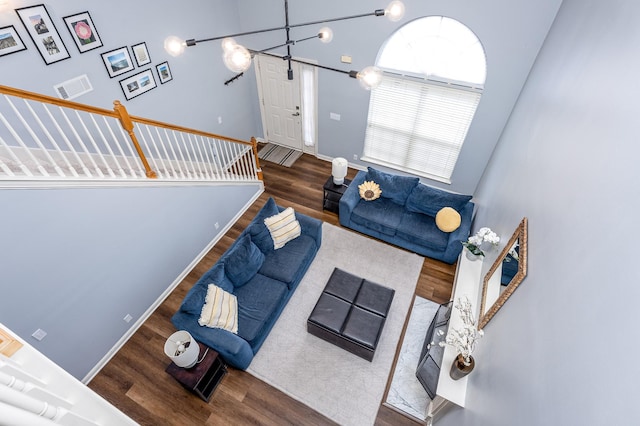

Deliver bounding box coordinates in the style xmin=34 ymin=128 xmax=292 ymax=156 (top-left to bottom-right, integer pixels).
xmin=172 ymin=197 xmax=322 ymax=370
xmin=339 ymin=167 xmax=474 ymax=264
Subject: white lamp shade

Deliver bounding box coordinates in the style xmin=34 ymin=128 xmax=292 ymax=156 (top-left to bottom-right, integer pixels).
xmin=332 ymin=157 xmax=348 ymax=185
xmin=164 ymin=330 xmax=200 ymax=368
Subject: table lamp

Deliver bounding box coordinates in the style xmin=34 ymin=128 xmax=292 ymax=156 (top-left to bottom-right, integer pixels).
xmin=164 ymin=330 xmax=200 ymax=368
xmin=332 ymin=157 xmax=348 ymax=185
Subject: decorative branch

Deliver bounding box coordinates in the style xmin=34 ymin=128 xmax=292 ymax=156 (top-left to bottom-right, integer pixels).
xmin=439 ymin=296 xmax=483 ymax=365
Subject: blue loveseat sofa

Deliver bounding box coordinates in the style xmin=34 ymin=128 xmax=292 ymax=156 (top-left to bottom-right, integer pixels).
xmin=339 ymin=167 xmax=473 ymax=264
xmin=172 ymin=197 xmax=322 ymax=370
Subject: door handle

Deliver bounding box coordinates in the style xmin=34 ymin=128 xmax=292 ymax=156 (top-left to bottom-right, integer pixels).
xmin=292 ymin=112 xmax=300 ymax=116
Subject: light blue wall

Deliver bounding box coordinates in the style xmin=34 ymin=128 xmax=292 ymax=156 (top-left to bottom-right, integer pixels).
xmin=237 ymin=0 xmax=562 ymax=194
xmin=440 ymin=0 xmax=640 ymax=424
xmin=0 ymin=184 xmax=260 ymax=379
xmin=0 ymin=0 xmax=261 ymax=140
xmin=0 ymin=0 xmax=265 ymax=379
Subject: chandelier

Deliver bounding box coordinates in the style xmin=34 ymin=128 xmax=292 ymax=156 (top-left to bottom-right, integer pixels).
xmin=164 ymin=1 xmax=405 ymax=89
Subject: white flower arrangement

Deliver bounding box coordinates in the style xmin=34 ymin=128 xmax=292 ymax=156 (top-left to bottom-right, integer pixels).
xmin=461 ymin=227 xmax=500 ymax=257
xmin=439 ymin=296 xmax=483 ymax=366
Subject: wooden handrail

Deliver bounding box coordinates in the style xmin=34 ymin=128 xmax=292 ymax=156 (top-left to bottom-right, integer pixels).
xmin=0 ymin=85 xmax=117 ymax=117
xmin=127 ymin=114 xmax=253 ymax=146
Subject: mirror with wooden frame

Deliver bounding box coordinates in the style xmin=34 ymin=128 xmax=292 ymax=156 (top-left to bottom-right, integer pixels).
xmin=478 ymin=217 xmax=528 ymax=329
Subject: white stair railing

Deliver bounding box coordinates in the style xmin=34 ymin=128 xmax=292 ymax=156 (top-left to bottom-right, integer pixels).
xmin=0 ymin=85 xmax=263 ymax=185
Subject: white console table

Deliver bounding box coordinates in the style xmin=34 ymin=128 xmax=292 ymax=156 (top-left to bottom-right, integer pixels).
xmin=425 ymin=250 xmax=484 ymax=424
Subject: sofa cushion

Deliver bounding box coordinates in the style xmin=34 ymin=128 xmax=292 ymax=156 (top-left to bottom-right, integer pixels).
xmin=197 ymin=263 xmax=234 ymax=294
xmin=264 ymin=207 xmax=301 ymax=249
xmin=198 ymin=284 xmax=239 ymax=333
xmin=258 ymin=235 xmax=317 ymax=288
xmin=235 ymin=274 xmax=288 ymax=344
xmin=247 ymin=197 xmax=280 ymax=253
xmin=366 ymin=167 xmax=419 ymax=206
xmin=351 ymin=198 xmax=406 ymax=236
xmin=180 ymin=264 xmax=234 ymax=317
xmin=405 ymin=184 xmax=472 ymax=217
xmin=396 ymin=211 xmax=449 ymax=251
xmin=224 ymin=234 xmax=264 ymax=287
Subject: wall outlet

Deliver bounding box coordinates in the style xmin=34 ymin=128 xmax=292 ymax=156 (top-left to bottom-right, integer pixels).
xmin=217 ymin=116 xmax=222 ymax=124
xmin=123 ymin=314 xmax=133 ymax=323
xmin=330 ymin=112 xmax=341 ymax=121
xmin=32 ymin=329 xmax=47 ymax=341
xmin=353 ymin=154 xmax=358 ymax=160
xmin=215 ymin=222 xmax=220 ymax=229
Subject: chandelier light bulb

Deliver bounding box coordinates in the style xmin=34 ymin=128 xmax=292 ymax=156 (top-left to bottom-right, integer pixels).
xmin=223 ymin=44 xmax=252 ymax=73
xmin=358 ymin=66 xmax=383 ymax=90
xmin=221 ymin=37 xmax=237 ymax=52
xmin=318 ymin=27 xmax=333 ymax=43
xmin=164 ymin=36 xmax=186 ymax=57
xmin=385 ymin=1 xmax=405 ymax=22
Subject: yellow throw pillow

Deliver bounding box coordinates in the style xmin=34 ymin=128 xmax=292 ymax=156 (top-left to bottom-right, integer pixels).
xmin=264 ymin=207 xmax=302 ymax=249
xmin=199 ymin=284 xmax=238 ymax=333
xmin=358 ymin=180 xmax=382 ymax=201
xmin=435 ymin=207 xmax=461 ymax=232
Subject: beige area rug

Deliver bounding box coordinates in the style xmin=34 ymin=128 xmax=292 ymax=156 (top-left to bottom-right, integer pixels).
xmin=247 ymin=223 xmax=424 ymax=426
xmin=258 ymin=142 xmax=302 ymax=167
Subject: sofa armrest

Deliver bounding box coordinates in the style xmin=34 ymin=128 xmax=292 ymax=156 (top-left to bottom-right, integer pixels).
xmin=171 ymin=312 xmax=254 ymax=370
xmin=296 ymin=210 xmax=323 ymax=246
xmin=339 ymin=170 xmax=367 ymax=225
xmin=442 ymin=201 xmax=475 ymax=263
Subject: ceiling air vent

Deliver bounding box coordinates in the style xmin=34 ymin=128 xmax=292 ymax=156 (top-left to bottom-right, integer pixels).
xmin=54 ymin=74 xmax=93 ymax=100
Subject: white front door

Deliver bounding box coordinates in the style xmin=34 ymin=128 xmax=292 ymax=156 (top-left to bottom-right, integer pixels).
xmin=255 ymin=54 xmax=303 ymax=150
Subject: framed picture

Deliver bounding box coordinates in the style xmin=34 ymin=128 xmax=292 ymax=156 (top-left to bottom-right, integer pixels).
xmin=131 ymin=42 xmax=151 ymax=66
xmin=156 ymin=61 xmax=173 ymax=84
xmin=15 ymin=4 xmax=70 ymax=65
xmin=101 ymin=46 xmax=134 ymax=78
xmin=63 ymin=11 xmax=102 ymax=53
xmin=119 ymin=68 xmax=157 ymax=100
xmin=0 ymin=25 xmax=27 ymax=57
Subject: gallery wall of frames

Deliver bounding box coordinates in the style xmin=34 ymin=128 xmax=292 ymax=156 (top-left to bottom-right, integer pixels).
xmin=2 ymin=4 xmax=173 ymax=101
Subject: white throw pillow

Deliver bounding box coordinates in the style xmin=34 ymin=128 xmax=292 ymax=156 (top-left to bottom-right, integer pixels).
xmin=264 ymin=207 xmax=301 ymax=249
xmin=198 ymin=284 xmax=238 ymax=334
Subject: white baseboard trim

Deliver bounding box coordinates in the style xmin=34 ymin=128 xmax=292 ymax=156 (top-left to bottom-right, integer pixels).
xmin=315 ymin=153 xmax=366 ymax=173
xmin=82 ymin=189 xmax=264 ymax=384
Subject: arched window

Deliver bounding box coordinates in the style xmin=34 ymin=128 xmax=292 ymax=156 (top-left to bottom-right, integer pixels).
xmin=362 ymin=16 xmax=486 ymax=183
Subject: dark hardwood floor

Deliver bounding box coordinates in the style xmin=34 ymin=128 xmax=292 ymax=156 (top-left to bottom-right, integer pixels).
xmin=88 ymin=153 xmax=457 ymax=425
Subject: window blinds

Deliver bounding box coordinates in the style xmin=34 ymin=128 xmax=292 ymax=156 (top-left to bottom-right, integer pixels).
xmin=362 ymin=75 xmax=481 ymax=182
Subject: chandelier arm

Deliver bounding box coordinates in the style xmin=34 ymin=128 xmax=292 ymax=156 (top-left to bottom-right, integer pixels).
xmin=258 ymin=52 xmax=353 ymax=76
xmin=284 ymin=0 xmax=294 ymax=80
xmin=188 ymin=25 xmax=287 ymax=45
xmin=185 ymin=8 xmax=385 ymax=46
xmin=249 ymin=34 xmax=319 ymax=55
xmin=287 ymin=11 xmax=384 ymax=29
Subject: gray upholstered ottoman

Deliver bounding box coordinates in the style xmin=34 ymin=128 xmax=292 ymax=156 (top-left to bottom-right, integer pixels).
xmin=307 ymin=268 xmax=395 ymax=361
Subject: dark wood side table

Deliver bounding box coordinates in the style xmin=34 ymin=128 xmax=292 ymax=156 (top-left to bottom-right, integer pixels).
xmin=165 ymin=342 xmax=227 ymax=402
xmin=323 ymin=177 xmax=352 ymax=213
